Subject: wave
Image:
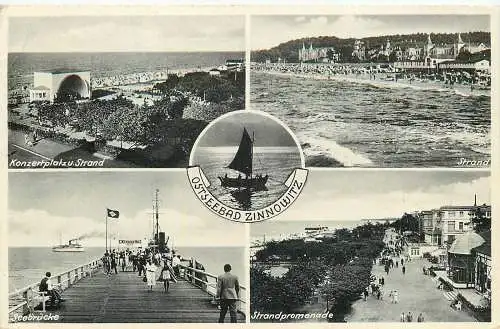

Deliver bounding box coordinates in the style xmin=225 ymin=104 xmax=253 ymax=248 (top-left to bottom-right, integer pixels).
xmin=301 ymin=136 xmax=373 ymax=167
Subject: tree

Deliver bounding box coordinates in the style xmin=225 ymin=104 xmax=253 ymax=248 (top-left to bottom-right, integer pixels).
xmin=471 ymin=206 xmax=491 ymax=233
xmin=37 ymin=102 xmax=71 ymax=131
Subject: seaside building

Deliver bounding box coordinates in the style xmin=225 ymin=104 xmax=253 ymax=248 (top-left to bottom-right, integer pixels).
xmin=447 ymin=231 xmax=486 ymax=287
xmin=440 ymin=205 xmax=475 ymax=246
xmin=299 ymin=43 xmax=339 ymax=63
xmin=352 ymin=40 xmax=366 ymax=61
xmin=473 ymin=231 xmax=491 ymax=295
xmin=29 ymin=70 xmax=91 ymax=103
xmin=446 ymin=229 xmax=491 ymax=295
xmin=421 ymin=209 xmax=442 ymax=245
xmin=225 ymin=59 xmax=244 ymax=71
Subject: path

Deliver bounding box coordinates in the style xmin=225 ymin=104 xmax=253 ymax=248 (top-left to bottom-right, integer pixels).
xmin=347 ymin=232 xmax=476 ymax=322
xmin=50 ymin=270 xmax=244 ymax=323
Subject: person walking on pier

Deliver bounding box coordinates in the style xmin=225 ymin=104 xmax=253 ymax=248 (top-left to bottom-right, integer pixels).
xmin=145 ymin=259 xmax=157 ymax=291
xmin=111 ymin=252 xmax=118 ymax=274
xmin=402 ymin=265 xmax=406 ymax=275
xmin=217 ymin=264 xmax=240 ymax=323
xmin=173 ymin=254 xmax=181 ymax=277
xmin=160 ymin=262 xmax=173 ymax=293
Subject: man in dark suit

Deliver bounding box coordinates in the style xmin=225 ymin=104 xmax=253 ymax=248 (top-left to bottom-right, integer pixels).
xmin=216 ymin=264 xmax=240 ymax=323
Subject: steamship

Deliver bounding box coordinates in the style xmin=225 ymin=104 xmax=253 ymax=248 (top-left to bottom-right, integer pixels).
xmin=52 ymin=238 xmax=85 ymax=252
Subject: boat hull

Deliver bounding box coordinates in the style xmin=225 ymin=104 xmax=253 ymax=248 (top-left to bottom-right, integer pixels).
xmin=52 ymin=247 xmax=85 ymax=252
xmin=218 ymin=175 xmax=268 ymax=189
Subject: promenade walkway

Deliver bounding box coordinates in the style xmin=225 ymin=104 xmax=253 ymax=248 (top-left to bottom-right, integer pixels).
xmin=50 ymin=270 xmax=243 ymax=323
xmin=347 ymin=233 xmax=476 ymax=322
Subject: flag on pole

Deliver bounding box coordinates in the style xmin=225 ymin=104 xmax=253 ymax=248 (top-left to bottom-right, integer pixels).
xmin=107 ymin=208 xmax=120 ymax=219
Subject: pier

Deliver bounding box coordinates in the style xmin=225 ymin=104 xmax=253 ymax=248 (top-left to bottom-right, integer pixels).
xmin=9 ymin=258 xmax=246 ymax=323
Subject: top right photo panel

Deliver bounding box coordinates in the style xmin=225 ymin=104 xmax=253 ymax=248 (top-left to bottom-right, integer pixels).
xmin=250 ymin=15 xmax=491 ymax=168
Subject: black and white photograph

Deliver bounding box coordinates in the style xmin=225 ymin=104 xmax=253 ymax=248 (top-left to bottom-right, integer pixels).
xmin=250 ymin=15 xmax=491 ymax=168
xmin=250 ymin=170 xmax=491 ymax=322
xmin=8 ymin=172 xmax=246 ymax=323
xmin=189 ymin=110 xmax=304 ymax=211
xmin=8 ymin=15 xmax=245 ymax=168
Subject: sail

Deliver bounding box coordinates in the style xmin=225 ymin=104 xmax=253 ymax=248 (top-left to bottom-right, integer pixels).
xmin=227 ymin=128 xmax=252 ymax=176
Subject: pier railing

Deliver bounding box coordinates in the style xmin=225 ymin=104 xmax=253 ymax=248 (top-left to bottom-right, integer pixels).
xmin=8 ymin=257 xmax=102 ymax=317
xmin=178 ymin=261 xmax=246 ymax=317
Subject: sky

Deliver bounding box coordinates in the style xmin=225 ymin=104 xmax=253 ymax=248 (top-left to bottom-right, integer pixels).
xmin=251 ymin=15 xmax=490 ymax=50
xmin=251 ymin=170 xmax=490 ymax=238
xmin=8 ymin=171 xmax=246 ymax=247
xmin=9 ymin=16 xmax=245 ymax=52
xmin=194 ymin=111 xmax=300 ymax=147
xmin=8 ymin=170 xmax=490 ymax=246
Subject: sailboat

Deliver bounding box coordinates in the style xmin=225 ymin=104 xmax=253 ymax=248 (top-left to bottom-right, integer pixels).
xmin=218 ymin=127 xmax=268 ymax=189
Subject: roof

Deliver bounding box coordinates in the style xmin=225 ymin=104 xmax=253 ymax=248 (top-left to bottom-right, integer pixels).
xmin=440 ymin=205 xmax=474 ymax=211
xmin=36 ymin=69 xmax=90 ymax=74
xmin=32 ymin=85 xmax=50 ymax=90
xmin=448 ymin=231 xmax=485 ymax=255
xmin=472 ymin=230 xmax=491 ymax=256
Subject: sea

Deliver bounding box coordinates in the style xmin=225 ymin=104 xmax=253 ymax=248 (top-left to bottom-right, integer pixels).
xmin=251 ymin=71 xmax=491 ymax=168
xmin=250 ymin=219 xmax=363 ymax=241
xmin=191 ymin=146 xmax=302 ymax=211
xmin=8 ymin=246 xmax=246 ymax=293
xmin=8 ymin=52 xmax=244 ymax=91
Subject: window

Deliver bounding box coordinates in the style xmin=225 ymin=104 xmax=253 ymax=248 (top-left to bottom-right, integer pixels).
xmin=459 ymin=222 xmax=464 ymax=231
xmin=448 ymin=221 xmax=455 ymax=232
xmin=449 ymin=211 xmax=456 ymax=217
xmin=459 ymin=211 xmax=464 ymax=217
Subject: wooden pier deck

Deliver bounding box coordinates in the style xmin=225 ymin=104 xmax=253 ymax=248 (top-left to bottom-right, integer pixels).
xmin=50 ymin=270 xmax=244 ymax=323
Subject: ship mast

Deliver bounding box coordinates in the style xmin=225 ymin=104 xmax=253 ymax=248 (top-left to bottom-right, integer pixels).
xmin=250 ymin=132 xmax=254 ymax=179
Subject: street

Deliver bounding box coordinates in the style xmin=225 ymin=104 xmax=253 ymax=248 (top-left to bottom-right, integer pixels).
xmin=346 ymin=233 xmax=476 ymax=322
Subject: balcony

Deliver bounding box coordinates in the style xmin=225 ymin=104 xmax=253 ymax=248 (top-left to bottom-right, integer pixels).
xmin=423 ymin=227 xmax=442 ymax=234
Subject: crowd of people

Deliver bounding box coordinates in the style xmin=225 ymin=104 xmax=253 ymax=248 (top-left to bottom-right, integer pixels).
xmin=252 ymin=62 xmax=491 ymax=90
xmin=360 ymin=229 xmax=433 ymax=322
xmin=100 ymin=248 xmax=182 ymax=293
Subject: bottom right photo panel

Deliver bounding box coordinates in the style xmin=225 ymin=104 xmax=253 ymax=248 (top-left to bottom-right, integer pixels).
xmin=250 ymin=170 xmax=490 ymax=323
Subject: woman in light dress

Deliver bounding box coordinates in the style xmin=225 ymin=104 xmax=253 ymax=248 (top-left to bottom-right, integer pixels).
xmin=145 ymin=259 xmax=157 ymax=291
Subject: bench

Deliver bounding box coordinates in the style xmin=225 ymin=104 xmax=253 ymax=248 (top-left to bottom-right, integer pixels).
xmin=29 ymin=291 xmax=51 ymax=313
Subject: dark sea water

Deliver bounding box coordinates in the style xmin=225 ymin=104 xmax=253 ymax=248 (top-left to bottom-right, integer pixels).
xmin=9 ymin=247 xmax=106 ymax=292
xmin=192 ymin=146 xmax=302 ymax=211
xmin=9 ymin=246 xmax=246 ymax=292
xmin=8 ymin=52 xmax=244 ymax=90
xmin=251 ymin=71 xmax=491 ymax=168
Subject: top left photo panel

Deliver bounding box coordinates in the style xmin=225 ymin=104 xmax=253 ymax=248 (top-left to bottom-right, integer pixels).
xmin=8 ymin=15 xmax=246 ymax=169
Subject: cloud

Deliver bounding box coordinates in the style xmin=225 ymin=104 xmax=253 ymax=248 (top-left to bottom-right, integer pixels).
xmin=280 ymin=176 xmax=490 ymax=222
xmin=9 ymin=16 xmax=245 ymax=52
xmin=309 ymin=16 xmax=328 ymax=25
xmin=9 ymin=207 xmax=246 ymax=247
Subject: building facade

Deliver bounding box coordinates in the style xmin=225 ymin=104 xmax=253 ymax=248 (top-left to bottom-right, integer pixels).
xmin=29 ymin=70 xmax=91 ymax=103
xmin=299 ymin=43 xmax=339 ymax=63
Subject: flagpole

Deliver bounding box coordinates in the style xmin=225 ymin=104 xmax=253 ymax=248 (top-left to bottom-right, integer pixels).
xmin=105 ymin=209 xmax=108 ymax=253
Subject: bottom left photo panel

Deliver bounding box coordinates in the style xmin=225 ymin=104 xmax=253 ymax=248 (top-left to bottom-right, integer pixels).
xmin=7 ymin=171 xmax=247 ymax=323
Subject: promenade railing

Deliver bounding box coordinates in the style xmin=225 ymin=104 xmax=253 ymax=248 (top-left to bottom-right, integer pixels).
xmin=8 ymin=257 xmax=102 ymax=318
xmin=178 ymin=260 xmax=246 ymax=317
